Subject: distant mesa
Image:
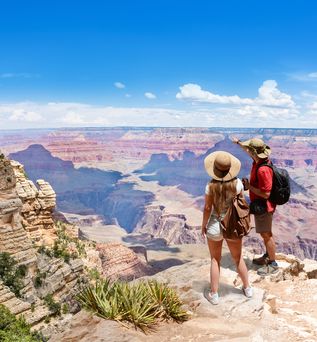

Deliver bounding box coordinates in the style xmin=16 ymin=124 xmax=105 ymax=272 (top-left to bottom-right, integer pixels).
xmin=9 ymin=144 xmax=154 ymax=232
xmin=136 ymin=137 xmax=305 ymax=197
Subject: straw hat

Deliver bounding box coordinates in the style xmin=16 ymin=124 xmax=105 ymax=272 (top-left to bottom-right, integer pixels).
xmin=204 ymin=151 xmax=241 ymax=181
xmin=240 ymin=138 xmax=271 ymax=159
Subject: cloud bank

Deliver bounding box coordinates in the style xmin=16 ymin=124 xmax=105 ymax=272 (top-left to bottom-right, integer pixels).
xmin=0 ymin=80 xmax=316 ymax=129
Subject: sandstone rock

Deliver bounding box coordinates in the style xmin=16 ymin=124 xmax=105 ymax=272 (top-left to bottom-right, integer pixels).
xmin=25 ymin=305 xmax=51 ymax=325
xmin=0 ymin=155 xmax=16 ymax=190
xmin=96 ymin=243 xmax=153 ymax=281
xmin=303 ymin=258 xmax=317 ymax=279
xmin=0 ymin=190 xmax=37 ymax=265
xmin=135 ymin=205 xmax=204 ymax=245
xmin=49 ymin=311 xmax=143 ymax=342
xmin=11 ymin=160 xmax=57 ymax=245
xmin=0 ymin=281 xmax=31 ymax=315
xmin=265 ymin=294 xmax=278 ymax=314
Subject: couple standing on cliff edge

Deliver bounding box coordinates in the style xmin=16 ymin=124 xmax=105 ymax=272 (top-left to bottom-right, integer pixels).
xmin=202 ymin=137 xmax=278 ymax=305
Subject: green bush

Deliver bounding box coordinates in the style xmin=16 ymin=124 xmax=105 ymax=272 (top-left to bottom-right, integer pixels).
xmin=77 ymin=279 xmax=188 ymax=332
xmin=38 ymin=221 xmax=86 ymax=263
xmin=34 ymin=271 xmax=47 ymax=288
xmin=43 ymin=294 xmax=61 ymax=317
xmin=62 ymin=303 xmax=69 ymax=314
xmin=0 ymin=304 xmax=42 ymax=341
xmin=0 ymin=253 xmax=26 ymax=297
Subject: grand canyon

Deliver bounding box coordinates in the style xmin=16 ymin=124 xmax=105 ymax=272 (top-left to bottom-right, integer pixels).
xmin=1 ymin=127 xmax=317 ymax=259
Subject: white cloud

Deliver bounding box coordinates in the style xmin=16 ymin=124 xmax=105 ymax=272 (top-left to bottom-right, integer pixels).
xmin=9 ymin=109 xmax=43 ymax=122
xmin=308 ymin=72 xmax=317 ymax=78
xmin=176 ymin=83 xmax=253 ymax=105
xmin=257 ymin=80 xmax=295 ymax=108
xmin=62 ymin=112 xmax=85 ymax=124
xmin=114 ymin=82 xmax=125 ymax=89
xmin=145 ymin=92 xmax=157 ymax=99
xmin=0 ymin=91 xmax=315 ymax=129
xmin=175 ymin=80 xmax=303 ymax=127
xmin=176 ymin=80 xmax=295 ymax=108
xmin=0 ymin=102 xmax=208 ymax=128
xmin=125 ymin=94 xmax=132 ymax=98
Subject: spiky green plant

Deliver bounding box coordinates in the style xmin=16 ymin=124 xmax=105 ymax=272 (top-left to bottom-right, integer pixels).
xmin=116 ymin=281 xmax=157 ymax=331
xmin=77 ymin=279 xmax=189 ymax=332
xmin=147 ymin=281 xmax=189 ymax=322
xmin=77 ymin=279 xmax=122 ymax=320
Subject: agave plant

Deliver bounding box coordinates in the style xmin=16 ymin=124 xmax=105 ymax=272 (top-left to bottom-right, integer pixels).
xmin=77 ymin=279 xmax=122 ymax=320
xmin=76 ymin=278 xmax=189 ymax=332
xmin=147 ymin=280 xmax=189 ymax=322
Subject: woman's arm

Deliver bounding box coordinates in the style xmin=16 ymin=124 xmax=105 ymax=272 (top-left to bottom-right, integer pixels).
xmin=202 ymin=194 xmax=213 ymax=237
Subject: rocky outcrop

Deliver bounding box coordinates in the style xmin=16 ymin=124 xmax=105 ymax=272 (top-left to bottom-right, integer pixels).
xmin=135 ymin=205 xmax=204 ymax=244
xmin=11 ymin=160 xmax=57 ymax=245
xmin=95 ymin=243 xmax=153 ymax=281
xmin=0 ymin=154 xmax=86 ymax=329
xmin=0 ymin=281 xmax=31 ymax=315
xmin=0 ymin=158 xmax=37 ymax=266
xmin=50 ymin=249 xmax=317 ymax=342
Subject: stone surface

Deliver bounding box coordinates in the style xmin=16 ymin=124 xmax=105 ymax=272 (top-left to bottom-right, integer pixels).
xmin=95 ymin=242 xmax=153 ymax=281
xmin=12 ymin=160 xmax=57 ymax=245
xmin=49 ymin=243 xmax=317 ymax=342
xmin=303 ymin=258 xmax=317 ymax=279
xmin=135 ymin=205 xmax=204 ymax=244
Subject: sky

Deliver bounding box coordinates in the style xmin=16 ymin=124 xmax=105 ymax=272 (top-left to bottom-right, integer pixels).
xmin=1 ymin=0 xmax=317 ymax=129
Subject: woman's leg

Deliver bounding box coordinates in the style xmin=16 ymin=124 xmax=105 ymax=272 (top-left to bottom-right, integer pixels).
xmin=207 ymin=238 xmax=223 ymax=293
xmin=226 ymin=239 xmax=250 ymax=289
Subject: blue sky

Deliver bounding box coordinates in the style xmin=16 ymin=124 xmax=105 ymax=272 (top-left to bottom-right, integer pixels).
xmin=1 ymin=0 xmax=317 ymax=128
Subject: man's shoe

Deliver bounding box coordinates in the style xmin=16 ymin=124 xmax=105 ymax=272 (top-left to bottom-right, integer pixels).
xmin=252 ymin=254 xmax=269 ymax=266
xmin=257 ymin=263 xmax=279 ymax=276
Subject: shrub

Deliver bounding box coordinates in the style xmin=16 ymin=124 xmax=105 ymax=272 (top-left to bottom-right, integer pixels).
xmin=0 ymin=253 xmax=26 ymax=297
xmin=43 ymin=294 xmax=61 ymax=317
xmin=77 ymin=279 xmax=188 ymax=332
xmin=34 ymin=271 xmax=47 ymax=288
xmin=0 ymin=304 xmax=42 ymax=341
xmin=87 ymin=268 xmax=101 ymax=281
xmin=39 ymin=221 xmax=86 ymax=263
xmin=62 ymin=303 xmax=69 ymax=314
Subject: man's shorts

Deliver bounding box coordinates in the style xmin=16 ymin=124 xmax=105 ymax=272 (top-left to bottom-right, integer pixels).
xmin=254 ymin=212 xmax=273 ymax=233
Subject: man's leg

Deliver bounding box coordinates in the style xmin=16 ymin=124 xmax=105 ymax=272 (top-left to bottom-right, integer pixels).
xmin=260 ymin=232 xmax=276 ymax=261
xmin=254 ymin=212 xmax=278 ymax=274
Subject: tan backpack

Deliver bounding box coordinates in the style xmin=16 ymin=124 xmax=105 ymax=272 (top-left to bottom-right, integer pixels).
xmin=221 ymin=192 xmax=251 ymax=239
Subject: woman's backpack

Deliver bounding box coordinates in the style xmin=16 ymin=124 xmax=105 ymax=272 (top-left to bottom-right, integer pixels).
xmin=221 ymin=192 xmax=251 ymax=239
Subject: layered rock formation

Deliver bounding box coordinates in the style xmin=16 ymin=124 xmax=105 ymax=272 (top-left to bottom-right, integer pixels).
xmin=95 ymin=243 xmax=153 ymax=281
xmin=12 ymin=160 xmax=57 ymax=245
xmin=0 ymin=157 xmax=37 ymax=266
xmin=0 ymin=153 xmax=84 ymax=329
xmin=135 ymin=205 xmax=204 ymax=244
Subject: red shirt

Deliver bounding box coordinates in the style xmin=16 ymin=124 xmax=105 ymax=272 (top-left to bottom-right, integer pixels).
xmin=250 ymin=160 xmax=276 ymax=213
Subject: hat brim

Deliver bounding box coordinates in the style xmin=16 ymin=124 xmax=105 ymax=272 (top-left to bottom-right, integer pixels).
xmin=241 ymin=139 xmax=271 ymax=159
xmin=204 ymin=151 xmax=241 ymax=181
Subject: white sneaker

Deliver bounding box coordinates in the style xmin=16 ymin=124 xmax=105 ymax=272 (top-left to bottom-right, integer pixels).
xmin=243 ymin=286 xmax=253 ymax=298
xmin=205 ymin=290 xmax=219 ymax=305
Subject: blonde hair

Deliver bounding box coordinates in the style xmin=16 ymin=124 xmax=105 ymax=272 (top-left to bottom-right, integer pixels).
xmin=208 ymin=178 xmax=237 ymax=216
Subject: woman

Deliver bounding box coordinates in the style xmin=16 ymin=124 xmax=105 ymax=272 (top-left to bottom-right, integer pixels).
xmin=202 ymin=151 xmax=252 ymax=305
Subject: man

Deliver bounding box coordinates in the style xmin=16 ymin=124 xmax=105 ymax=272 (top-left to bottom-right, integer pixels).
xmin=233 ymin=137 xmax=278 ymax=275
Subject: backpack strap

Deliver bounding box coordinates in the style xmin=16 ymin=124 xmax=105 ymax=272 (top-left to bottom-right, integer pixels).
xmin=255 ymin=160 xmax=273 ymax=182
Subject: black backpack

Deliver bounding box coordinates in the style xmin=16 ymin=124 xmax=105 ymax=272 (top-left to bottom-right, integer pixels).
xmin=256 ymin=161 xmax=291 ymax=205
